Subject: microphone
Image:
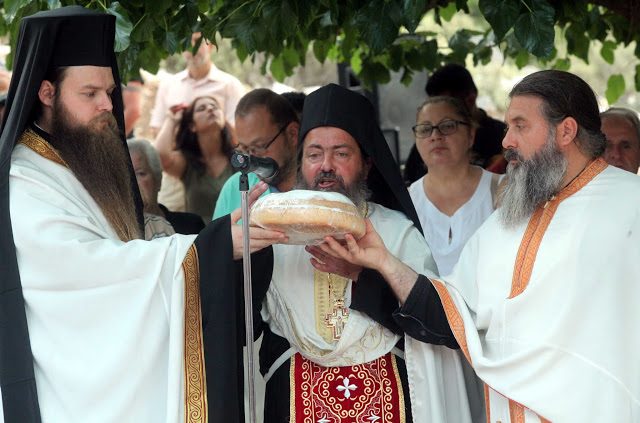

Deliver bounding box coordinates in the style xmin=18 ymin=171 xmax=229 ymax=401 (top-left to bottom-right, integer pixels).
xmin=231 ymin=153 xmax=279 ymax=180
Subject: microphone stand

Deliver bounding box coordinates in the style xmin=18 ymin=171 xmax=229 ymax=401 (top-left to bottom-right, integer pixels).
xmin=238 ymin=171 xmax=257 ymax=423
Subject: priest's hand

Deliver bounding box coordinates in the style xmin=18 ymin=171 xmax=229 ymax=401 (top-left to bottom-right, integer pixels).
xmin=230 ymin=182 xmax=288 ymax=260
xmin=305 ymin=245 xmax=363 ymax=281
xmin=314 ymin=219 xmax=418 ymax=302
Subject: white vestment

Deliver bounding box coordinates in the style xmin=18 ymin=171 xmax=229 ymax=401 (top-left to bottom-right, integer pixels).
xmin=418 ymin=159 xmax=640 ymax=422
xmin=7 ymin=140 xmax=205 ymax=422
xmin=263 ymin=202 xmax=478 ymax=421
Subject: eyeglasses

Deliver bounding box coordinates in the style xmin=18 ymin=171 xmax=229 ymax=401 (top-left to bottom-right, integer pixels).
xmin=412 ymin=120 xmax=470 ymax=139
xmin=234 ymin=123 xmax=289 ymax=157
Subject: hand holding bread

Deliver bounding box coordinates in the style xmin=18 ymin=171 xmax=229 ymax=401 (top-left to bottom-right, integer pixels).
xmin=230 ymin=182 xmax=288 ymax=259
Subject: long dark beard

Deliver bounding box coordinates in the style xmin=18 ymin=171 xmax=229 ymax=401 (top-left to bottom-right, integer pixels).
xmin=499 ymin=131 xmax=567 ymax=229
xmin=49 ymin=99 xmax=142 ymax=241
xmin=294 ymin=168 xmax=371 ymax=210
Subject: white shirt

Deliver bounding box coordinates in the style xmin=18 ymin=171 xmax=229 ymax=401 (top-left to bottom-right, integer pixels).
xmin=409 ymin=168 xmax=500 ymax=275
xmin=149 ymin=64 xmax=245 ymax=128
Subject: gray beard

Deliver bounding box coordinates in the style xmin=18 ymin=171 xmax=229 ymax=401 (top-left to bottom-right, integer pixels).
xmin=498 ymin=131 xmax=567 ymax=229
xmin=294 ymin=169 xmax=371 ymax=210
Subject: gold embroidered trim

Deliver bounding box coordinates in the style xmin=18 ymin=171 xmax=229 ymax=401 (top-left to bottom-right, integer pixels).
xmin=508 ymin=399 xmax=525 ymax=423
xmin=182 ymin=245 xmax=208 ymax=423
xmin=290 ymin=354 xmax=296 ymax=422
xmin=484 ymin=384 xmax=491 ymax=423
xmin=17 ymin=128 xmax=68 ymax=168
xmin=431 ymin=278 xmax=472 ymax=365
xmin=390 ymin=354 xmax=406 ymax=423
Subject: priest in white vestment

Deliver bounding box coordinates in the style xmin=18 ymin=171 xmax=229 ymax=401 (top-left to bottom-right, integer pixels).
xmin=317 ymin=70 xmax=640 ymax=422
xmin=246 ymin=84 xmax=482 ymax=423
xmin=0 ymin=7 xmax=284 ymax=423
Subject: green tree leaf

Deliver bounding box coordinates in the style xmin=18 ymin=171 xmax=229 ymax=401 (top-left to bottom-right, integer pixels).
xmin=605 ymin=74 xmax=625 ymax=104
xmin=400 ymin=67 xmax=413 ymax=86
xmin=478 ymin=0 xmax=520 ymax=41
xmin=358 ymin=60 xmax=391 ymax=87
xmin=144 ymin=0 xmax=172 ymax=16
xmin=313 ymin=39 xmax=331 ymax=64
xmin=403 ymin=0 xmax=427 ymax=34
xmin=163 ymin=31 xmax=178 ymax=55
xmin=270 ymin=54 xmax=286 ymax=81
xmin=565 ymin=23 xmax=589 ymax=64
xmin=355 ymin=0 xmax=402 ymax=53
xmin=108 ymin=2 xmax=133 ymax=52
xmin=350 ymin=49 xmax=363 ymax=75
xmin=5 ymin=0 xmax=29 ymax=23
xmin=513 ymin=0 xmax=555 ymax=58
xmin=515 ymin=50 xmax=529 ymax=68
xmin=439 ymin=2 xmax=457 ymax=22
xmin=552 ymin=57 xmax=570 ymax=71
xmin=635 ymin=65 xmax=640 ymax=92
xmin=600 ymin=40 xmax=616 ymax=65
xmin=131 ymin=14 xmax=155 ymax=43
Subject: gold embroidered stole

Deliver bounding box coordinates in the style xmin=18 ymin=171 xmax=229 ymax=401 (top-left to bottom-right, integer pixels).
xmin=181 ymin=245 xmax=208 ymax=423
xmin=17 ymin=128 xmax=69 ymax=168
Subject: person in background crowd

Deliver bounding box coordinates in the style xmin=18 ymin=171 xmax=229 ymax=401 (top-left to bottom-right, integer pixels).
xmin=128 ymin=138 xmax=205 ymax=239
xmin=280 ymin=91 xmax=306 ymax=120
xmin=0 ymin=92 xmax=8 ymax=120
xmin=213 ymin=88 xmax=299 ymax=219
xmin=404 ymin=63 xmax=506 ymax=183
xmin=601 ymin=106 xmax=640 ymax=174
xmin=150 ymin=32 xmax=245 ymax=212
xmin=122 ymin=77 xmax=143 ymax=138
xmin=409 ymin=96 xmax=501 ymax=276
xmin=150 ymin=33 xmax=245 ymax=133
xmin=155 ymin=95 xmax=236 ymax=222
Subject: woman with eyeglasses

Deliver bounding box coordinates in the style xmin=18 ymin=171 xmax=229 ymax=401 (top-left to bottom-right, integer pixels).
xmin=155 ymin=95 xmax=236 ymax=222
xmin=409 ymin=96 xmax=502 ymax=277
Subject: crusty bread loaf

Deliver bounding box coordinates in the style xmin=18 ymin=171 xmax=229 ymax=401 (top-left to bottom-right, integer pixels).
xmin=249 ymin=190 xmax=366 ymax=245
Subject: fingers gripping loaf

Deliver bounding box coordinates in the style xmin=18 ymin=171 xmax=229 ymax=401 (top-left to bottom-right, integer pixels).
xmin=249 ymin=190 xmax=366 ymax=245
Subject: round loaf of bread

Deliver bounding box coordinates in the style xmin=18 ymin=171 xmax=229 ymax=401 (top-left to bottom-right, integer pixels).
xmin=249 ymin=190 xmax=366 ymax=245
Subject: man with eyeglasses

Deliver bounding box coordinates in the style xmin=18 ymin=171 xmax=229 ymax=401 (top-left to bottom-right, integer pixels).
xmin=213 ymin=88 xmax=299 ymax=219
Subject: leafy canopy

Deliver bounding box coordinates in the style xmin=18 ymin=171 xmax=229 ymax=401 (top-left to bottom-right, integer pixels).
xmin=0 ymin=0 xmax=638 ymax=103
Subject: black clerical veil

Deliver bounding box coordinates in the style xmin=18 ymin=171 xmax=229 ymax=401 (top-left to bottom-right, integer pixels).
xmin=298 ymin=83 xmax=422 ymax=233
xmin=0 ymin=7 xmax=142 ymax=422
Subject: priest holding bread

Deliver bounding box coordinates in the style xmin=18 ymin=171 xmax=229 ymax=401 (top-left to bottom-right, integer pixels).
xmin=246 ymin=84 xmax=482 ymax=422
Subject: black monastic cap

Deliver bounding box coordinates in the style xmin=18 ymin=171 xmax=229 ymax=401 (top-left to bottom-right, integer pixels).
xmin=298 ymin=83 xmax=422 ymax=233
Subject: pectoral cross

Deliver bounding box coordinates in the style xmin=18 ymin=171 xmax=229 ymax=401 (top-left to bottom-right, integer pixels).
xmin=326 ymin=304 xmax=349 ymax=340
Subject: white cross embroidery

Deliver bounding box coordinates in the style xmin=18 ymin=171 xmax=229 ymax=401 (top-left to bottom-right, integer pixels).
xmin=366 ymin=414 xmax=380 ymax=422
xmin=336 ymin=377 xmax=357 ymax=398
xmin=317 ymin=416 xmax=331 ymax=423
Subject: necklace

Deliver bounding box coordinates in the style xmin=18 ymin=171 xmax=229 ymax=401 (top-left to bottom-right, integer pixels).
xmin=325 ymin=273 xmax=349 ymax=340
